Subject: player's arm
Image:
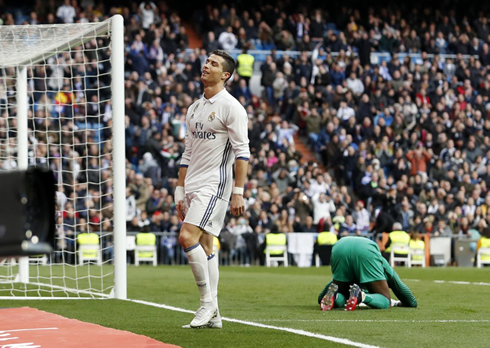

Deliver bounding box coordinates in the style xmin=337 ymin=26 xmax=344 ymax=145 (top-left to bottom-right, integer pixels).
xmin=177 ymin=166 xmax=188 ymax=187
xmin=383 ymin=258 xmax=418 ymax=308
xmin=227 ymin=103 xmax=250 ymax=216
xmin=231 ymin=158 xmax=248 ymax=216
xmin=176 ymin=108 xmax=193 ymax=220
xmin=175 ymin=166 xmax=187 ymax=221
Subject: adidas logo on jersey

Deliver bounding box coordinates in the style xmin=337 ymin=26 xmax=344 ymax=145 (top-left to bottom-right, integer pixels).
xmin=208 ymin=222 xmax=213 ymax=227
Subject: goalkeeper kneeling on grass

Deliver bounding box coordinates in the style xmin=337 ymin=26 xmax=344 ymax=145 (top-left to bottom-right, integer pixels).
xmin=318 ymin=236 xmax=418 ymax=311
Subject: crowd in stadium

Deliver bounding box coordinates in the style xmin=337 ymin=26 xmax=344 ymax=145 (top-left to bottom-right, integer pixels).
xmin=4 ymin=0 xmax=490 ymax=265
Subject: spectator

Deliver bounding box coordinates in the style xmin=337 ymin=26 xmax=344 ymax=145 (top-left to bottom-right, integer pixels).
xmin=275 ymin=30 xmax=295 ymax=51
xmin=146 ymin=188 xmax=164 ymax=216
xmin=300 ymin=215 xmax=317 ymax=233
xmin=232 ymin=78 xmax=253 ymax=105
xmin=406 ymin=143 xmax=432 ymax=180
xmin=339 ymin=215 xmax=358 ymax=236
xmin=203 ymin=31 xmax=220 ymax=53
xmin=312 ymin=192 xmax=336 ymax=226
xmin=293 ymin=191 xmax=313 ymax=225
xmin=56 ymin=0 xmax=76 ymax=23
xmin=337 ymin=100 xmax=355 ymax=123
xmin=309 ymin=10 xmax=325 ymax=44
xmin=272 ymin=168 xmax=294 ymax=194
xmin=352 ymin=200 xmax=370 ymax=233
xmin=232 ymin=216 xmax=254 ymax=266
xmin=346 ymin=72 xmax=364 ymax=97
xmin=378 ymin=30 xmax=398 ymax=53
xmin=218 ymin=26 xmax=238 ymax=50
xmin=139 ymin=1 xmax=157 ymax=30
xmin=139 ymin=152 xmax=161 ymax=187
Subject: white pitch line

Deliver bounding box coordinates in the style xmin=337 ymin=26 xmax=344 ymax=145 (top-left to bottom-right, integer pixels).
xmin=251 ymin=319 xmax=490 ymax=323
xmin=0 ymin=328 xmax=58 ymax=333
xmin=128 ymin=299 xmax=380 ymax=348
xmin=405 ymin=279 xmax=490 ymax=286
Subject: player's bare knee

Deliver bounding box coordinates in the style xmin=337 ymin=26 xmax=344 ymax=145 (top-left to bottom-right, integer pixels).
xmin=178 ymin=231 xmax=189 ymax=248
xmin=179 ymin=228 xmax=200 ymax=249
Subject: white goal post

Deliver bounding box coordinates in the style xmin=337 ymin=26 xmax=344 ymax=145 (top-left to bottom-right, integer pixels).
xmin=0 ymin=15 xmax=126 ymax=299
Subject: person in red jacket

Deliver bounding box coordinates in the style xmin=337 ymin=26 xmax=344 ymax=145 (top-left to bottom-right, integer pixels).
xmin=406 ymin=142 xmax=431 ymax=178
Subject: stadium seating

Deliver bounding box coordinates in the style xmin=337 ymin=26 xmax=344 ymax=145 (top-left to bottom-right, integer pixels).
xmin=77 ymin=233 xmax=102 ymax=266
xmin=410 ymin=248 xmax=426 ymax=268
xmin=135 ymin=233 xmax=157 ymax=266
xmin=265 ymin=244 xmax=288 ymax=267
xmin=476 ymin=248 xmax=490 ymax=268
xmin=29 ymin=255 xmax=48 ymax=266
xmin=390 ymin=244 xmax=412 ymax=268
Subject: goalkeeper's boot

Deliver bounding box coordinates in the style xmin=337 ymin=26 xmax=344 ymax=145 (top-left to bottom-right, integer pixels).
xmin=190 ymin=306 xmax=217 ymax=328
xmin=320 ymin=283 xmax=338 ymax=311
xmin=345 ymin=284 xmax=365 ymax=311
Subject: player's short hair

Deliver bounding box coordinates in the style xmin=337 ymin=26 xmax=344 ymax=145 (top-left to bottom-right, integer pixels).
xmin=211 ymin=49 xmax=236 ymax=82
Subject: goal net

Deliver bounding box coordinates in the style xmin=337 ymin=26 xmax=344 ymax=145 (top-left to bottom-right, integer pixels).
xmin=0 ymin=16 xmax=126 ymax=299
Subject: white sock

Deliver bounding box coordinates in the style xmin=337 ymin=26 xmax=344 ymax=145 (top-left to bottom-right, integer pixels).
xmin=207 ymin=253 xmax=220 ymax=316
xmin=185 ymin=243 xmax=213 ymax=306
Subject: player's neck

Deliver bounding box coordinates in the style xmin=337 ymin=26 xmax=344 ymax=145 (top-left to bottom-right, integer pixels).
xmin=203 ymin=83 xmax=225 ymax=100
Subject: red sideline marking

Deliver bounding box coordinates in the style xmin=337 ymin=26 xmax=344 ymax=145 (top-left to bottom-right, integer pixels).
xmin=0 ymin=307 xmax=180 ymax=348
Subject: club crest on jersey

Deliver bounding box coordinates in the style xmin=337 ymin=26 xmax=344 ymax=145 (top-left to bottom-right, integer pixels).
xmin=208 ymin=112 xmax=216 ymax=122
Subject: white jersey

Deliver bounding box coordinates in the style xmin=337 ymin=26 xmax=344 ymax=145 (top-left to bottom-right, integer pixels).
xmin=181 ymin=88 xmax=250 ymax=201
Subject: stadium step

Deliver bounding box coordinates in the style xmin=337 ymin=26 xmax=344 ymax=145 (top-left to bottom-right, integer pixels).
xmin=184 ymin=22 xmax=202 ymax=49
xmin=293 ymin=134 xmax=323 ymax=170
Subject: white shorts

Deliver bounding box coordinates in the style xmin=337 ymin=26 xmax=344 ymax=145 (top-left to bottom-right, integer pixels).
xmin=183 ymin=192 xmax=228 ymax=237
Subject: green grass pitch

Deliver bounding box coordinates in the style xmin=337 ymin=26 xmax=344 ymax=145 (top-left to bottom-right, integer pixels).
xmin=1 ymin=266 xmax=490 ymax=347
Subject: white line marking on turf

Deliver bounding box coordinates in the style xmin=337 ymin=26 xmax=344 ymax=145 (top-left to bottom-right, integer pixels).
xmin=128 ymin=299 xmax=380 ymax=348
xmin=252 ymin=319 xmax=490 ymax=323
xmin=406 ymin=279 xmax=490 ymax=286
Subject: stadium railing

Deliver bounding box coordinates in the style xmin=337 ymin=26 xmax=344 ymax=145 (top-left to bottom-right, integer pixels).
xmin=185 ymin=48 xmax=478 ymax=65
xmin=38 ymin=231 xmax=476 ymax=268
xmin=124 ymin=231 xmax=376 ymax=267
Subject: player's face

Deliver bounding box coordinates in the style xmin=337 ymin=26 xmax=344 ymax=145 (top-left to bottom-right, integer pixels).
xmin=201 ymin=54 xmax=229 ymax=85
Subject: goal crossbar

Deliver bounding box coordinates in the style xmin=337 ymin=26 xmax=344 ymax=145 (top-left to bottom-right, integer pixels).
xmin=0 ymin=21 xmax=112 ymax=68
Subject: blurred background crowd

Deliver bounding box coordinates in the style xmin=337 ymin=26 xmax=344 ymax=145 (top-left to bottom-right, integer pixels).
xmin=2 ymin=0 xmax=490 ymax=265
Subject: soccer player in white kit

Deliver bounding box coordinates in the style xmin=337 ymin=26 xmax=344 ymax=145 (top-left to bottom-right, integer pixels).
xmin=175 ymin=50 xmax=250 ymax=328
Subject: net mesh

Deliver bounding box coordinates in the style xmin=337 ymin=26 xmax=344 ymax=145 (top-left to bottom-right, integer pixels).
xmin=0 ymin=20 xmax=117 ymax=298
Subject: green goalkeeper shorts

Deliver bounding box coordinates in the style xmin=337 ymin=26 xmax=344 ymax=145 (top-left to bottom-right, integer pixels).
xmin=331 ymin=236 xmax=387 ymax=284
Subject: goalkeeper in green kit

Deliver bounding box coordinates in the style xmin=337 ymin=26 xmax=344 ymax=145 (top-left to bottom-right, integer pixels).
xmin=318 ymin=236 xmax=418 ymax=311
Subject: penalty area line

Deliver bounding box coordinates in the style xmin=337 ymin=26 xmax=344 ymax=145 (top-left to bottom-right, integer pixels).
xmin=128 ymin=299 xmax=380 ymax=348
